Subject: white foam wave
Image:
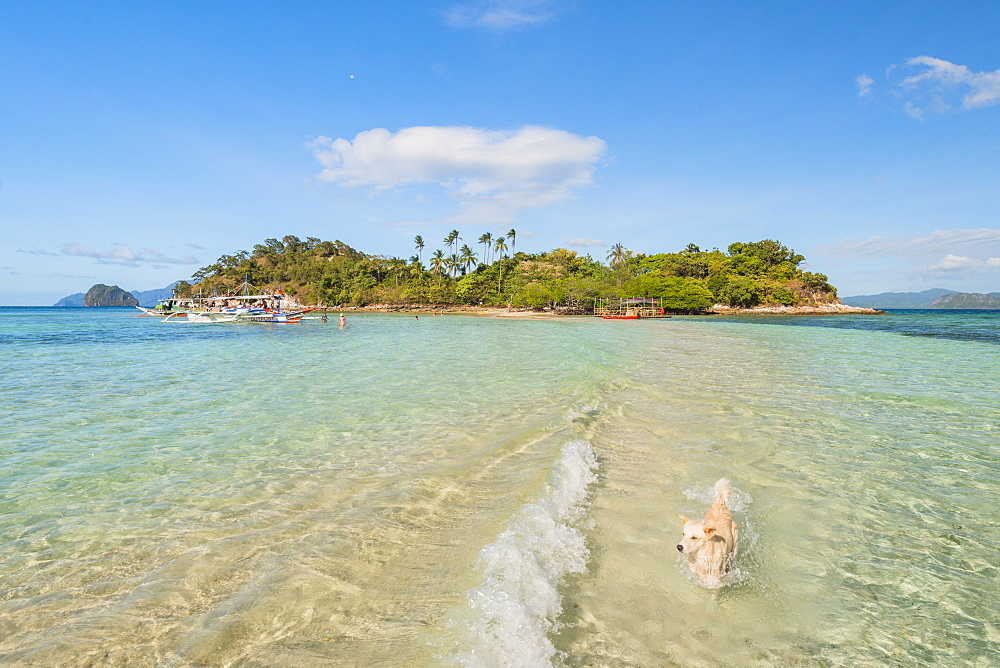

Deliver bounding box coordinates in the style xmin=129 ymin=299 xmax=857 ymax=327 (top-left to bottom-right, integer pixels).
xmin=457 ymin=440 xmax=599 ymax=668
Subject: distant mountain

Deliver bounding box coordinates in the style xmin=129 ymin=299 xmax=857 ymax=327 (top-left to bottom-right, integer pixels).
xmin=55 ymin=282 xmax=177 ymax=307
xmin=929 ymin=292 xmax=1000 ymax=309
xmin=131 ymin=282 xmax=179 ymax=307
xmin=54 ymin=292 xmax=85 ymax=307
xmin=841 ymin=289 xmax=958 ymax=309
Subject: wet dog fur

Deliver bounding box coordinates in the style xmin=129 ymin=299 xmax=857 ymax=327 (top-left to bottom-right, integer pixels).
xmin=676 ymin=478 xmax=738 ymax=588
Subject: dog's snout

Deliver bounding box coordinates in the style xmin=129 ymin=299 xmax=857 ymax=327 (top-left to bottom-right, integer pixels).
xmin=676 ymin=544 xmax=683 ymax=552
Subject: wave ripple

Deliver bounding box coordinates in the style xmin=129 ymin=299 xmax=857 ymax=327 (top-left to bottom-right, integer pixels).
xmin=458 ymin=440 xmax=598 ymax=668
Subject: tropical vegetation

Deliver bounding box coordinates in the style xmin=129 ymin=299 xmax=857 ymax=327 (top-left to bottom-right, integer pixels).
xmin=175 ymin=234 xmax=837 ymax=312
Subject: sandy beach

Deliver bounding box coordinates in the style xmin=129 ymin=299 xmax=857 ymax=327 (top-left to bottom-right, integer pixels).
xmin=317 ymin=302 xmax=884 ymax=317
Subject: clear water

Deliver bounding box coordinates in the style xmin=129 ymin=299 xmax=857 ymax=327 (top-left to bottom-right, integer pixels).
xmin=1 ymin=307 xmax=997 ymax=666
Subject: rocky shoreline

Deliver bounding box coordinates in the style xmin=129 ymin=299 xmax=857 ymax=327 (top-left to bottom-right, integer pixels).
xmin=708 ymin=303 xmax=885 ymax=315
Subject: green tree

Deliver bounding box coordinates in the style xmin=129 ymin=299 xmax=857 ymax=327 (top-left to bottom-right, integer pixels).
xmin=444 ymin=230 xmax=460 ymax=276
xmin=445 ymin=254 xmax=461 ymax=279
xmin=494 ymin=237 xmax=508 ymax=296
xmin=512 ymin=282 xmax=559 ymax=309
xmin=660 ymin=278 xmax=715 ymax=312
xmin=607 ymin=243 xmax=626 ymax=268
xmin=717 ymin=276 xmax=765 ymax=308
xmin=414 ymin=235 xmax=425 ymax=267
xmin=430 ymin=249 xmax=446 ymax=283
xmin=459 ymin=244 xmax=478 ymax=275
xmin=606 ymin=243 xmax=636 ymax=285
xmin=769 ymin=285 xmax=799 ymax=305
xmin=727 ymin=240 xmax=804 ymax=277
xmin=478 ymin=232 xmax=493 ymax=265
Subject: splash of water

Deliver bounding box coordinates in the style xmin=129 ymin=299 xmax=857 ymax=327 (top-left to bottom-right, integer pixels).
xmin=457 ymin=440 xmax=598 ymax=667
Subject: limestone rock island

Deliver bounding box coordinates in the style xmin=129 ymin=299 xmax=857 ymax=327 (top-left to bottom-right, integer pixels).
xmin=83 ymin=284 xmax=138 ymax=307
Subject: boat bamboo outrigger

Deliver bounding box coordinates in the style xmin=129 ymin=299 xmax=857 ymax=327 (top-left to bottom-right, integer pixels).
xmin=136 ymin=279 xmax=312 ymax=323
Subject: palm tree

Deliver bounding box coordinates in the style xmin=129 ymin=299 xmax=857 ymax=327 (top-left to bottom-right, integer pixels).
xmin=607 ymin=243 xmax=628 ymax=286
xmin=445 ymin=254 xmax=461 ymax=280
xmin=494 ymin=236 xmax=508 ymax=262
xmin=607 ymin=243 xmax=627 ymax=268
xmin=444 ymin=230 xmax=459 ymax=256
xmin=444 ymin=230 xmax=461 ymax=277
xmin=388 ymin=257 xmax=407 ymax=287
xmin=478 ymin=232 xmax=493 ymax=265
xmin=459 ymin=244 xmax=478 ymax=275
xmin=506 ymin=228 xmax=516 ymax=257
xmin=494 ymin=237 xmax=508 ymax=296
xmin=414 ymin=235 xmax=425 ymax=267
xmin=430 ymin=249 xmax=446 ymax=283
xmin=368 ymin=255 xmax=390 ymax=283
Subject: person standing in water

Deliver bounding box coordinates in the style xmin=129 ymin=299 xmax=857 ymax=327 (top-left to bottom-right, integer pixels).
xmin=338 ymin=314 xmax=346 ymax=329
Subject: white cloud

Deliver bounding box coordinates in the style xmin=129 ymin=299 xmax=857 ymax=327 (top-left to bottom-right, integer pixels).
xmin=27 ymin=243 xmax=201 ymax=268
xmin=444 ymin=0 xmax=560 ymax=30
xmin=903 ymin=56 xmax=1000 ymax=108
xmin=817 ymin=230 xmax=1000 ymax=292
xmin=817 ymin=228 xmax=1000 ymax=259
xmin=928 ymin=253 xmax=1000 ymax=273
xmin=309 ymin=125 xmax=606 ymax=225
xmin=568 ymin=238 xmax=606 ymax=247
xmin=903 ymin=101 xmax=924 ymax=120
xmin=929 ymin=254 xmax=978 ymax=271
xmin=856 ymin=74 xmax=874 ymax=97
xmin=868 ymin=56 xmax=1000 ymax=118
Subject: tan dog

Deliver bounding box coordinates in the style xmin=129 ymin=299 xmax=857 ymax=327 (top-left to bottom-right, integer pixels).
xmin=676 ymin=478 xmax=738 ymax=588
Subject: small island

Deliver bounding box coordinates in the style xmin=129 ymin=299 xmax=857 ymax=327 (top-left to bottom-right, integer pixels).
xmin=83 ymin=284 xmax=138 ymax=307
xmin=164 ymin=235 xmax=880 ymax=315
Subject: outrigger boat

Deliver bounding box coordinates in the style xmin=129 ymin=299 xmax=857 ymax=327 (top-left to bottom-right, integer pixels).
xmin=136 ymin=280 xmax=312 ymax=324
xmin=133 ymin=298 xmax=191 ymax=317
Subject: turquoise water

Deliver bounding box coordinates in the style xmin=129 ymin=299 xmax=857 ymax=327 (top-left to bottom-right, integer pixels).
xmin=1 ymin=307 xmax=998 ymax=666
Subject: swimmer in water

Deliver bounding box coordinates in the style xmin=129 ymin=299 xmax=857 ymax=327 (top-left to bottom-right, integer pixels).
xmin=338 ymin=314 xmax=346 ymax=328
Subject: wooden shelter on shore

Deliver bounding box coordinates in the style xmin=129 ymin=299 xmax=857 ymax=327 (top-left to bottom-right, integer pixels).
xmin=594 ymin=297 xmax=670 ymax=319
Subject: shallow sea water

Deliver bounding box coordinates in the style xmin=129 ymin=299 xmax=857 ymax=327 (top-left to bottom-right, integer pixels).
xmin=0 ymin=308 xmax=997 ymax=666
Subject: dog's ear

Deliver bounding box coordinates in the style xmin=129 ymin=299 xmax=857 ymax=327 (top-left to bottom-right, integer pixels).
xmin=703 ymin=526 xmax=716 ymax=537
xmin=676 ymin=514 xmax=690 ymax=524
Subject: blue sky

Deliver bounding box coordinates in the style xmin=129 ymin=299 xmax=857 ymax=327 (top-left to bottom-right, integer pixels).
xmin=3 ymin=0 xmax=999 ymax=305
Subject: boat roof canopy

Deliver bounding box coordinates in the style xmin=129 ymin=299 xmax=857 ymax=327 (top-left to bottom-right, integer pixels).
xmin=163 ymin=294 xmax=278 ymax=302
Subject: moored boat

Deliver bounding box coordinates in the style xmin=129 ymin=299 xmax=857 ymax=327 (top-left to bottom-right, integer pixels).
xmin=138 ymin=280 xmax=311 ymax=323
xmin=133 ymin=298 xmax=191 ymax=317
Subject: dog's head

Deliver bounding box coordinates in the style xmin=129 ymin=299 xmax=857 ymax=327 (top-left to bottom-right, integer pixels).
xmin=676 ymin=514 xmax=716 ymax=554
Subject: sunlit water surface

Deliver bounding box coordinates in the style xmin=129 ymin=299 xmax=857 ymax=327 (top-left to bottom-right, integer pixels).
xmin=0 ymin=308 xmax=997 ymax=666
